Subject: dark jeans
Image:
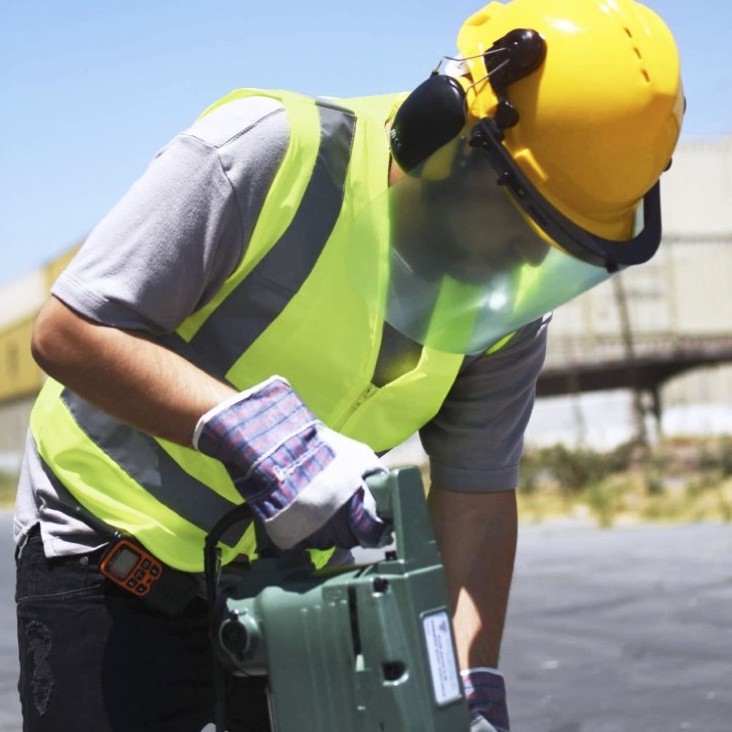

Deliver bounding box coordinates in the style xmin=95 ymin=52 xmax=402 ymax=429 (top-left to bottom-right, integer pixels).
xmin=16 ymin=526 xmax=272 ymax=732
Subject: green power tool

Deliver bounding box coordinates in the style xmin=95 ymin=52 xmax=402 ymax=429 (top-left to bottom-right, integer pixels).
xmin=209 ymin=466 xmax=471 ymax=731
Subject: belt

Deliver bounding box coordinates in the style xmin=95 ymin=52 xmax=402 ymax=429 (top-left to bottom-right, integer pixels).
xmin=25 ymin=523 xmax=109 ymax=566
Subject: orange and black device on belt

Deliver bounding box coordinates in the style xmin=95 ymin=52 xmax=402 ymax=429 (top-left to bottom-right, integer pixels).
xmin=100 ymin=538 xmax=163 ymax=597
xmin=99 ymin=536 xmax=198 ymax=617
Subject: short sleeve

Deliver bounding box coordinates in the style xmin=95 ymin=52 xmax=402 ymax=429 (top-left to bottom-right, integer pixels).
xmin=52 ymin=96 xmax=289 ymax=334
xmin=420 ymin=314 xmax=550 ymax=492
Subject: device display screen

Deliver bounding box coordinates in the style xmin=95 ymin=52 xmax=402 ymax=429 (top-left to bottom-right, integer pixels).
xmin=107 ymin=546 xmax=141 ymax=580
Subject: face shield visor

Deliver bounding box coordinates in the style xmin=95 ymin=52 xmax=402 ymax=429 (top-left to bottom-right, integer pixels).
xmin=347 ymin=117 xmax=662 ymax=356
xmin=347 ymin=28 xmax=663 ymax=355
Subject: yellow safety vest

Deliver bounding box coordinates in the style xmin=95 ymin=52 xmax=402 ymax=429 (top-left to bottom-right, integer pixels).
xmin=30 ymin=89 xmax=482 ymax=572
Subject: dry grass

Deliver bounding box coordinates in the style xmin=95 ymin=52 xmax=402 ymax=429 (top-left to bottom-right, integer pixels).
xmin=518 ymin=473 xmax=732 ymax=528
xmin=518 ymin=436 xmax=732 ymax=528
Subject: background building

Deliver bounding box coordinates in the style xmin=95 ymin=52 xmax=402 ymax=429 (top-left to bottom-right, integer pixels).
xmin=1 ymin=137 xmax=731 ymax=472
xmin=528 ymin=136 xmax=732 ymax=447
xmin=0 ymin=248 xmax=78 ymax=471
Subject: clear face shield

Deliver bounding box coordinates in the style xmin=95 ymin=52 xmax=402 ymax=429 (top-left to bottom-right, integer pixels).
xmin=348 ymin=137 xmax=635 ymax=354
xmin=347 ymin=29 xmax=663 ymax=355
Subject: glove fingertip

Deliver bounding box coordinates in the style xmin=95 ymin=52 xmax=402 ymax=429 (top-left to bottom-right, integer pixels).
xmin=345 ymin=488 xmax=390 ymax=548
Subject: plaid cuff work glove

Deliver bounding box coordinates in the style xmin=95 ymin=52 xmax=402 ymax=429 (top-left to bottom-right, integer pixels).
xmin=461 ymin=668 xmax=510 ymax=732
xmin=193 ymin=376 xmax=391 ymax=551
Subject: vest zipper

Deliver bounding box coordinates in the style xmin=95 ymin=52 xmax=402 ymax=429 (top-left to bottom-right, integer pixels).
xmin=333 ymin=384 xmax=379 ymax=431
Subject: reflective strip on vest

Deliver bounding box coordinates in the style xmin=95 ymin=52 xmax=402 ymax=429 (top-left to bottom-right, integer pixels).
xmin=60 ymin=389 xmax=247 ymax=547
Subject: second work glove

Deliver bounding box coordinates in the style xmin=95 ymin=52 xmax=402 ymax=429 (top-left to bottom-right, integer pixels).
xmin=193 ymin=376 xmax=392 ymax=551
xmin=461 ymin=668 xmax=510 ymax=732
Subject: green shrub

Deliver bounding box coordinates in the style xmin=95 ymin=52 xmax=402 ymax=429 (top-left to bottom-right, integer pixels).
xmin=605 ymin=440 xmax=636 ymax=473
xmin=719 ymin=438 xmax=732 ymax=477
xmin=644 ymin=473 xmax=665 ymax=496
xmin=584 ymin=481 xmax=620 ymax=528
xmin=540 ymin=444 xmax=610 ymax=494
xmin=0 ymin=472 xmax=18 ymax=507
xmin=517 ymin=452 xmax=543 ymax=495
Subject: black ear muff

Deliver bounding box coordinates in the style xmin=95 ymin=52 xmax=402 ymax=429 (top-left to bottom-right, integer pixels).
xmin=389 ymin=75 xmax=468 ymax=173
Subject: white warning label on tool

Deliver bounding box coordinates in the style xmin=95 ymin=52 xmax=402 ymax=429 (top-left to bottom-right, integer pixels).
xmin=422 ymin=610 xmax=461 ymax=705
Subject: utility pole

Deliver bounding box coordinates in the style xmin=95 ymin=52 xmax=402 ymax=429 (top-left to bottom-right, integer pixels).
xmin=612 ymin=274 xmax=648 ymax=446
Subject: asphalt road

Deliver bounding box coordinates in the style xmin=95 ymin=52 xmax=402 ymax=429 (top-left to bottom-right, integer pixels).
xmin=500 ymin=521 xmax=732 ymax=732
xmin=1 ymin=512 xmax=730 ymax=731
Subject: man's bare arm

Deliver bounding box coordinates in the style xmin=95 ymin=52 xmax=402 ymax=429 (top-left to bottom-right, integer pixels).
xmin=31 ymin=296 xmax=236 ymax=445
xmin=428 ymin=486 xmax=518 ymax=669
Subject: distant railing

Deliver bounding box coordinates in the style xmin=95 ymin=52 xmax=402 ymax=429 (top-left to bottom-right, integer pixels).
xmin=544 ymin=333 xmax=732 ymax=369
xmin=538 ymin=333 xmax=732 ymax=397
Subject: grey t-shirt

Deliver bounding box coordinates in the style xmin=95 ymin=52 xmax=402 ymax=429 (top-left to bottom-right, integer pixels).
xmin=14 ymin=95 xmax=549 ymax=556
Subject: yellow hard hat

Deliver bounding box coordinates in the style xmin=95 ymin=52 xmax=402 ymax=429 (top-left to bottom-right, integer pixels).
xmin=368 ymin=0 xmax=684 ymax=353
xmin=457 ymin=0 xmax=684 ymax=241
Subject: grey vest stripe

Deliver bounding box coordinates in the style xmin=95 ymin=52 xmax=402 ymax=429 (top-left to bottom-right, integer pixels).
xmin=60 ymin=390 xmax=249 ymax=547
xmin=180 ymin=101 xmax=357 ymax=375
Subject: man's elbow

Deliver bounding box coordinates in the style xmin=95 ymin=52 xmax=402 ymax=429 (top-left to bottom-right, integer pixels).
xmin=31 ymin=298 xmax=82 ymax=377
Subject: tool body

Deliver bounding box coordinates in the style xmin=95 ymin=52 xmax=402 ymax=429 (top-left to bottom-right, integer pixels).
xmin=214 ymin=466 xmax=471 ymax=731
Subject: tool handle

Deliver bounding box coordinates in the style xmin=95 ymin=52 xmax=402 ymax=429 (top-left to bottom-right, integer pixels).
xmin=366 ymin=467 xmax=441 ymax=567
xmin=253 ymin=466 xmax=438 ymax=566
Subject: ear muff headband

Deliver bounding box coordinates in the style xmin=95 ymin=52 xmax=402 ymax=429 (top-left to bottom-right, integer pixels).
xmin=389 ymin=28 xmax=547 ymax=172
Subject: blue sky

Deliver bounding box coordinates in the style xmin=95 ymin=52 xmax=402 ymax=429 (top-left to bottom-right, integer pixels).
xmin=1 ymin=0 xmax=730 ymax=285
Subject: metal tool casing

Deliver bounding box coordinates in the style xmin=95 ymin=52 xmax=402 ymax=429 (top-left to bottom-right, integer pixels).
xmin=216 ymin=467 xmax=470 ymax=731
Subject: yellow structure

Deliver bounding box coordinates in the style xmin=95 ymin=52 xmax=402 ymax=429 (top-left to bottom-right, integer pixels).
xmin=0 ymin=317 xmax=43 ymax=403
xmin=0 ymin=244 xmax=80 ymax=472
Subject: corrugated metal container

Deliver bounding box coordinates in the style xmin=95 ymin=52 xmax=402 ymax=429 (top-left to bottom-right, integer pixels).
xmin=549 ymin=136 xmax=732 ymax=352
xmin=547 ymin=235 xmax=732 ymax=369
xmin=0 ymin=316 xmax=43 ymax=402
xmin=661 ymin=138 xmax=732 ymax=236
xmin=666 ymin=240 xmax=732 ymax=335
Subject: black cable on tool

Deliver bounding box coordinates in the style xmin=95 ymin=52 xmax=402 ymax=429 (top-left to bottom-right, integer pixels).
xmin=204 ymin=503 xmax=256 ymax=732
